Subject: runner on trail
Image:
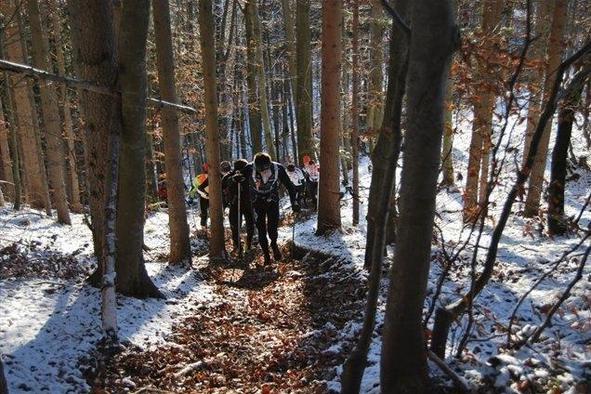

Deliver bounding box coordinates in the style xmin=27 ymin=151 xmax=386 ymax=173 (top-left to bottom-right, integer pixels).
xmin=286 ymin=163 xmax=307 ymax=208
xmin=222 ymin=159 xmax=255 ymax=254
xmin=233 ymin=152 xmax=300 ymax=265
xmin=189 ymin=164 xmax=210 ymax=229
xmin=303 ymin=157 xmax=319 ymax=209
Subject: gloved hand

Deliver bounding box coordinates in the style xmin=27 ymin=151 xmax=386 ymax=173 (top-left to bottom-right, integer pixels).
xmin=292 ymin=203 xmax=301 ymax=213
xmin=233 ymin=172 xmax=245 ymax=183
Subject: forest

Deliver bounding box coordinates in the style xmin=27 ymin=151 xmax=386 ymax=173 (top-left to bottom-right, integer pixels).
xmin=0 ymin=0 xmax=590 ymax=392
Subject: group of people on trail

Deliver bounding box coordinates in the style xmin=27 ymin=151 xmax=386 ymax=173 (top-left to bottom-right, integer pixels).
xmin=189 ymin=152 xmax=320 ymax=265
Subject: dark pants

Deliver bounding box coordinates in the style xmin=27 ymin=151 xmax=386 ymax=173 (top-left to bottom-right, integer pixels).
xmin=308 ymin=181 xmax=318 ymax=209
xmin=295 ymin=184 xmax=306 ymax=208
xmin=199 ymin=196 xmax=209 ymax=227
xmin=229 ymin=200 xmax=254 ymax=250
xmin=253 ymin=198 xmax=279 ymax=256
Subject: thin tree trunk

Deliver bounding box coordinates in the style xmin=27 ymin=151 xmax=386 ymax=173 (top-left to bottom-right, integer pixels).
xmin=524 ymin=0 xmax=568 ymax=217
xmin=381 ymin=1 xmax=456 ymax=391
xmin=340 ymin=1 xmax=410 ymax=389
xmin=1 ymin=79 xmax=22 ymax=209
xmin=199 ymin=0 xmax=226 ymax=259
xmin=2 ymin=0 xmax=51 ymax=213
xmin=441 ymin=80 xmax=455 ymax=187
xmin=244 ymin=1 xmax=263 ymax=153
xmin=0 ymin=357 xmax=7 ymax=394
xmin=367 ymin=0 xmax=385 ymax=133
xmin=317 ymin=0 xmax=342 ymax=235
xmin=153 ymin=0 xmax=192 ymax=265
xmin=115 ymin=0 xmax=162 ymax=298
xmin=0 ymin=97 xmax=13 ymax=201
xmin=26 ymin=0 xmax=71 ymax=225
xmin=296 ymin=0 xmax=314 ymax=164
xmin=50 ymin=6 xmax=82 ymax=213
xmin=351 ymin=0 xmax=360 ymax=226
xmin=463 ymin=0 xmax=503 ymax=222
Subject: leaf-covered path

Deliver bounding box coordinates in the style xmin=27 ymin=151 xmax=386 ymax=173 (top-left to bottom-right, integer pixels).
xmin=91 ymin=245 xmax=366 ymax=393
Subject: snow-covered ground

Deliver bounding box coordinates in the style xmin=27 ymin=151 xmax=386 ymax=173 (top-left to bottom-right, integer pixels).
xmin=282 ymin=109 xmax=591 ymax=392
xmin=1 ymin=105 xmax=590 ymax=392
xmin=0 ymin=210 xmax=215 ymax=392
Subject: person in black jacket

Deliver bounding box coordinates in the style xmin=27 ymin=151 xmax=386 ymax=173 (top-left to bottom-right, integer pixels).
xmin=232 ymin=152 xmax=300 ymax=264
xmin=222 ymin=159 xmax=255 ymax=254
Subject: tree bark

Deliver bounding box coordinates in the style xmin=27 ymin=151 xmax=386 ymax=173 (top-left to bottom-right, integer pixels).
xmin=153 ymin=0 xmax=192 ymax=265
xmin=295 ymin=0 xmax=314 ymax=165
xmin=50 ymin=6 xmax=83 ymax=213
xmin=68 ymin=0 xmax=117 ymax=283
xmin=2 ymin=0 xmax=51 ymax=213
xmin=463 ymin=0 xmax=503 ymax=222
xmin=0 ymin=357 xmax=7 ymax=394
xmin=441 ymin=80 xmax=455 ymax=187
xmin=351 ymin=0 xmax=360 ymax=226
xmin=199 ymin=0 xmax=226 ymax=259
xmin=0 ymin=63 xmax=22 ymax=209
xmin=524 ymin=0 xmax=568 ymax=217
xmin=115 ymin=0 xmax=162 ymax=298
xmin=244 ymin=1 xmax=263 ymax=153
xmin=26 ymin=0 xmax=71 ymax=225
xmin=367 ymin=0 xmax=385 ymax=133
xmin=0 ymin=97 xmax=13 ymax=201
xmin=380 ymin=0 xmax=456 ymax=392
xmin=317 ymin=0 xmax=342 ymax=235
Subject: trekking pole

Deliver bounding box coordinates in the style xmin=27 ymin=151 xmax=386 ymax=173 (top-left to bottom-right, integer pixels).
xmin=291 ymin=209 xmax=297 ymax=256
xmin=237 ymin=181 xmax=242 ymax=259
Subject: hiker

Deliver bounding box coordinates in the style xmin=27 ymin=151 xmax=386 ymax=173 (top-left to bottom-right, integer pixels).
xmin=189 ymin=164 xmax=210 ymax=228
xmin=222 ymin=159 xmax=255 ymax=254
xmin=286 ymin=163 xmax=307 ymax=208
xmin=303 ymin=158 xmax=319 ymax=209
xmin=233 ymin=152 xmax=300 ymax=265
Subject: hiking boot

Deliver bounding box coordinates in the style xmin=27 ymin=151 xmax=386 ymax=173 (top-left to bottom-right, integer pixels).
xmin=271 ymin=243 xmax=282 ymax=261
xmin=245 ymin=237 xmax=252 ymax=252
xmin=263 ymin=251 xmax=272 ymax=266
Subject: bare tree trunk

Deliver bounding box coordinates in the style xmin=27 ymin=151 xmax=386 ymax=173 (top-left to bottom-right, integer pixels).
xmin=115 ymin=0 xmax=162 ymax=298
xmin=50 ymin=6 xmax=83 ymax=213
xmin=463 ymin=0 xmax=503 ymax=222
xmin=381 ymin=1 xmax=456 ymax=392
xmin=0 ymin=70 xmax=22 ymax=209
xmin=0 ymin=357 xmax=7 ymax=394
xmin=26 ymin=0 xmax=71 ymax=225
xmin=317 ymin=0 xmax=342 ymax=235
xmin=68 ymin=0 xmax=116 ymax=284
xmin=2 ymin=0 xmax=51 ymax=213
xmin=296 ymin=0 xmax=314 ymax=164
xmin=524 ymin=0 xmax=568 ymax=217
xmin=0 ymin=97 xmax=13 ymax=201
xmin=351 ymin=0 xmax=360 ymax=226
xmin=153 ymin=0 xmax=191 ymax=265
xmin=367 ymin=0 xmax=385 ymax=133
xmin=199 ymin=0 xmax=226 ymax=259
xmin=244 ymin=1 xmax=263 ymax=153
xmin=441 ymin=80 xmax=455 ymax=187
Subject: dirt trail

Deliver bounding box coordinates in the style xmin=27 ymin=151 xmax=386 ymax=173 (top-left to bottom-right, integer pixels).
xmin=90 ymin=244 xmax=366 ymax=393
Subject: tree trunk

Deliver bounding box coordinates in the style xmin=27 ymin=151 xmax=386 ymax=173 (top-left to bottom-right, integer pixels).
xmin=317 ymin=0 xmax=342 ymax=235
xmin=0 ymin=97 xmax=13 ymax=201
xmin=26 ymin=0 xmax=71 ymax=225
xmin=351 ymin=0 xmax=360 ymax=226
xmin=295 ymin=0 xmax=314 ymax=165
xmin=2 ymin=0 xmax=51 ymax=213
xmin=524 ymin=0 xmax=568 ymax=217
xmin=0 ymin=74 xmax=22 ymax=210
xmin=68 ymin=0 xmax=117 ymax=280
xmin=115 ymin=0 xmax=162 ymax=298
xmin=547 ymin=73 xmax=587 ymax=235
xmin=0 ymin=357 xmax=7 ymax=394
xmin=340 ymin=1 xmax=410 ymax=389
xmin=199 ymin=0 xmax=226 ymax=259
xmin=441 ymin=80 xmax=455 ymax=187
xmin=380 ymin=1 xmax=456 ymax=392
xmin=244 ymin=1 xmax=263 ymax=153
xmin=367 ymin=0 xmax=385 ymax=133
xmin=153 ymin=0 xmax=192 ymax=265
xmin=463 ymin=0 xmax=503 ymax=222
xmin=50 ymin=5 xmax=83 ymax=213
